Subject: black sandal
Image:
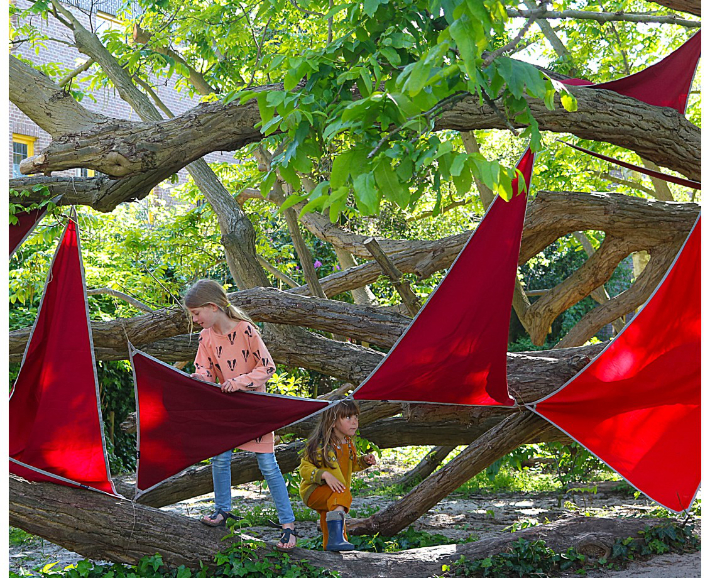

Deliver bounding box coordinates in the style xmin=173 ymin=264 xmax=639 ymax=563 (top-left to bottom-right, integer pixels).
xmin=200 ymin=509 xmax=242 ymax=527
xmin=275 ymin=526 xmax=300 ymax=551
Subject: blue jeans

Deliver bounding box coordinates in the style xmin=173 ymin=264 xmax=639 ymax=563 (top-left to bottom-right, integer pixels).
xmin=211 ymin=450 xmax=295 ymax=525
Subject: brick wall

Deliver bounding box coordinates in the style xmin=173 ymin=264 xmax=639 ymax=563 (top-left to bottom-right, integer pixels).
xmin=10 ymin=0 xmax=238 ymax=205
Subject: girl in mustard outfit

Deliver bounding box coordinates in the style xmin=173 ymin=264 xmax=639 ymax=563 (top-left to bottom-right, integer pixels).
xmin=299 ymin=399 xmax=376 ymax=551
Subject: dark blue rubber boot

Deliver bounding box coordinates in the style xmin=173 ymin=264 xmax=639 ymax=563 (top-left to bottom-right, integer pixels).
xmin=325 ymin=511 xmax=355 ymax=551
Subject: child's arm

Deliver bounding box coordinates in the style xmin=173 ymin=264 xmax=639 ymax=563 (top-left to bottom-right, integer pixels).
xmin=191 ymin=333 xmax=216 ymax=382
xmin=354 ymin=452 xmax=377 ymax=472
xmin=225 ymin=326 xmax=277 ymax=391
xmin=300 ymin=456 xmax=326 ymax=486
xmin=300 ymin=456 xmax=347 ymax=493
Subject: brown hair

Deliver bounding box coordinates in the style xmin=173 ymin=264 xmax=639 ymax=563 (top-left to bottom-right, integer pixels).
xmin=305 ymin=398 xmax=360 ymax=468
xmin=183 ymin=279 xmax=256 ymax=331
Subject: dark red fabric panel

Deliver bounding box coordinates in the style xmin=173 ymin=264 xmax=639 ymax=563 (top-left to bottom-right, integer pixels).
xmin=534 ymin=219 xmax=700 ymax=512
xmin=560 ymin=141 xmax=701 ymax=190
xmin=132 ymin=350 xmax=329 ymax=491
xmin=10 ymin=206 xmax=47 ymax=257
xmin=561 ymin=32 xmax=700 ymax=113
xmin=353 ymin=149 xmax=535 ymax=406
xmin=590 ymin=32 xmax=700 ymax=114
xmin=9 ymin=219 xmax=116 ymax=495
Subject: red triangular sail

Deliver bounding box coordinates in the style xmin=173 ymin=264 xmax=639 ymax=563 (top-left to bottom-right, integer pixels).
xmin=561 ymin=31 xmax=700 ymax=114
xmin=590 ymin=31 xmax=700 ymax=114
xmin=352 ymin=148 xmax=535 ymax=406
xmin=9 ymin=217 xmax=117 ymax=495
xmin=532 ymin=217 xmax=700 ymax=512
xmin=131 ymin=348 xmax=330 ymax=492
xmin=10 ymin=206 xmax=49 ymax=257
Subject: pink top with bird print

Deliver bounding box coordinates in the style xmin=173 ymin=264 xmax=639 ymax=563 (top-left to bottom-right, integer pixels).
xmin=193 ymin=321 xmax=277 ymax=453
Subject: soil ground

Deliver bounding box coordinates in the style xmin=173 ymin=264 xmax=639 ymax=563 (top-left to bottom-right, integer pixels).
xmin=9 ymin=453 xmax=701 ymax=577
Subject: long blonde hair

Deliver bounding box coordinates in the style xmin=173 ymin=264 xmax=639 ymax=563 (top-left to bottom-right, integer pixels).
xmin=305 ymin=399 xmax=360 ymax=467
xmin=183 ymin=279 xmax=257 ymax=331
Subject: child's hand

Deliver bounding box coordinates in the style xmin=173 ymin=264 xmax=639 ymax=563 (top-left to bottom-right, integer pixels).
xmin=364 ymin=454 xmax=377 ymax=466
xmin=221 ymin=379 xmax=235 ymax=393
xmin=322 ymin=472 xmax=345 ymax=493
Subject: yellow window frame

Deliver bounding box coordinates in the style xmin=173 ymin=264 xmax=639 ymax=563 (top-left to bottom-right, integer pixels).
xmin=12 ymin=133 xmax=35 ymax=156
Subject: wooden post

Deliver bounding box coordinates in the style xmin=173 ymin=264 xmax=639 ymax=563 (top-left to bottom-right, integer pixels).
xmin=364 ymin=237 xmax=421 ymax=316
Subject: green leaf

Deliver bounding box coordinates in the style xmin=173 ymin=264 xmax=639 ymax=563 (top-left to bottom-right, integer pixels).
xmin=327 ymin=187 xmax=350 ymax=221
xmin=452 ymin=163 xmax=472 ymax=195
xmin=267 ymin=54 xmax=286 ymax=72
xmin=449 ymin=15 xmax=481 ymax=78
xmin=279 ymin=163 xmax=301 ymax=190
xmin=174 ymin=60 xmax=190 ymax=78
xmin=261 ymin=115 xmax=283 ymax=136
xmin=561 ymin=92 xmax=578 ymax=112
xmin=374 ymin=161 xmax=409 ymax=208
xmin=260 ymin=171 xmax=277 ymax=197
xmin=298 ymin=195 xmax=328 ymax=217
xmin=278 ymin=191 xmax=310 ymax=213
xmin=363 ymin=0 xmax=382 ymax=17
xmin=449 ymin=152 xmax=467 ymax=177
xmin=331 ymin=146 xmax=369 ymax=190
xmin=352 ymin=172 xmax=378 ymax=214
xmin=322 ymin=185 xmax=348 ymax=209
xmin=255 ymin=93 xmax=276 ymax=127
xmin=284 ymin=68 xmax=301 ymax=91
xmin=405 ymin=60 xmax=430 ymax=97
xmin=380 ymin=46 xmax=401 ymax=66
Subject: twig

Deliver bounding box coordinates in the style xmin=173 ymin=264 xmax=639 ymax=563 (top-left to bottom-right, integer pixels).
xmin=87 ymin=287 xmax=154 ymax=312
xmin=58 ymin=58 xmax=95 ymax=88
xmin=482 ymin=16 xmax=536 ymax=67
xmin=247 ymin=17 xmax=272 ymax=88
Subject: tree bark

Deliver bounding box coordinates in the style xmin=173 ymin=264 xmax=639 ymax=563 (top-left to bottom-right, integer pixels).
xmin=349 ymin=412 xmax=552 ymax=536
xmin=9 ymin=287 xmax=410 ymax=361
xmin=9 ymin=474 xmax=663 ymax=576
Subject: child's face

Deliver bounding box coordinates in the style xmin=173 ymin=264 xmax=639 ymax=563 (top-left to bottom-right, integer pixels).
xmin=334 ymin=413 xmax=359 ymax=438
xmin=189 ymin=304 xmax=220 ymax=329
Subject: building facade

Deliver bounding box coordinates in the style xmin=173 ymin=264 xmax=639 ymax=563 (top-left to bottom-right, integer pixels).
xmin=10 ymin=0 xmax=236 ymax=203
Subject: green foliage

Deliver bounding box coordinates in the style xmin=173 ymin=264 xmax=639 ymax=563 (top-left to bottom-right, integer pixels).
xmin=439 ymin=522 xmax=700 ymax=577
xmin=444 ymin=538 xmax=587 ymax=577
xmin=299 ymin=526 xmax=472 ymax=553
xmin=9 ymin=186 xmax=58 ymax=225
xmin=96 ymin=361 xmax=137 ymax=473
xmin=13 ymin=545 xmax=338 ymax=577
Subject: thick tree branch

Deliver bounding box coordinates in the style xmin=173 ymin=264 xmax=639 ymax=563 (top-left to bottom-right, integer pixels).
xmin=523 ymin=235 xmax=634 ymax=345
xmin=436 ymin=88 xmax=700 ymax=181
xmin=13 ymin=54 xmax=699 ymax=181
xmin=9 ymin=474 xmax=664 ymax=576
xmin=555 ymin=240 xmax=681 ymax=348
xmin=506 ymin=6 xmax=700 ymax=27
xmin=9 ymin=55 xmax=105 ymax=136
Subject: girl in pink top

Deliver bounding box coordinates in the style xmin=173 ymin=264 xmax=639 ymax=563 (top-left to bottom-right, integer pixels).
xmin=184 ymin=279 xmax=298 ymax=550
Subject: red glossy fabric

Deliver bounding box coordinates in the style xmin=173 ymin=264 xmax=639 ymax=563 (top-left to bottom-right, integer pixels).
xmin=10 ymin=206 xmax=48 ymax=257
xmin=591 ymin=31 xmax=700 ymax=114
xmin=353 ymin=149 xmax=535 ymax=406
xmin=562 ymin=32 xmax=700 ymax=114
xmin=132 ymin=349 xmax=329 ymax=491
xmin=9 ymin=218 xmax=116 ymax=495
xmin=533 ymin=218 xmax=700 ymax=512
